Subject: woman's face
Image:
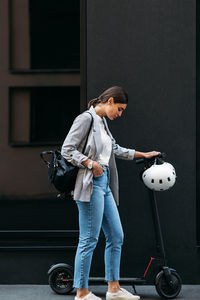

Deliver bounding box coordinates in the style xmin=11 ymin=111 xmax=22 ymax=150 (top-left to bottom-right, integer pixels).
xmin=105 ymin=97 xmax=127 ymax=120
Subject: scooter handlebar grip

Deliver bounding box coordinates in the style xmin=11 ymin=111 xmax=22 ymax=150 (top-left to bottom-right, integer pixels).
xmin=135 ymin=152 xmax=166 ymax=164
xmin=160 ymin=152 xmax=166 ymax=159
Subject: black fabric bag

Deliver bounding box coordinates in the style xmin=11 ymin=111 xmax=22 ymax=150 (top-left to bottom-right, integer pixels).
xmin=40 ymin=112 xmax=93 ymax=195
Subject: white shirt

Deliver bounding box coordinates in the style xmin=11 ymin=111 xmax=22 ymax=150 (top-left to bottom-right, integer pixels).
xmin=96 ymin=114 xmax=112 ymax=166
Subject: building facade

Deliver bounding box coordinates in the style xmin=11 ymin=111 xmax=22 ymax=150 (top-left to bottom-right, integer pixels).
xmin=0 ymin=0 xmax=198 ymax=284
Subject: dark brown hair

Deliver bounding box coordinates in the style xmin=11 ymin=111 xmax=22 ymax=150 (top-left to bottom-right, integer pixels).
xmin=88 ymin=86 xmax=128 ymax=109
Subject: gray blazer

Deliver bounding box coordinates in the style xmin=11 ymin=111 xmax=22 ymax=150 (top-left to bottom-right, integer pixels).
xmin=61 ymin=106 xmax=135 ymax=206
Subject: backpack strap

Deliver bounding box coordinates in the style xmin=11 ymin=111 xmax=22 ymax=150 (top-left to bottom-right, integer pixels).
xmin=82 ymin=112 xmax=93 ymax=154
xmin=40 ymin=151 xmax=54 ymax=167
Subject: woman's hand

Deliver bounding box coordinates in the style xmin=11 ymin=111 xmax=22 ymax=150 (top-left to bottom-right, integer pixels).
xmin=82 ymin=159 xmax=105 ymax=176
xmin=92 ymin=161 xmax=106 ymax=177
xmin=143 ymin=151 xmax=161 ymax=158
xmin=134 ymin=151 xmax=161 ymax=159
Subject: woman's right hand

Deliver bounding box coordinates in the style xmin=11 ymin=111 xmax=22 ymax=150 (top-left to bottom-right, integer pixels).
xmin=92 ymin=161 xmax=105 ymax=177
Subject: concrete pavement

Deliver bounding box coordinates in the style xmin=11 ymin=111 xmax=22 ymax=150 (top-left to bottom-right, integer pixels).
xmin=0 ymin=285 xmax=199 ymax=300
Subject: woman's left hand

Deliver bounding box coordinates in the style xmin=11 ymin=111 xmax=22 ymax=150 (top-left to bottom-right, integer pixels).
xmin=143 ymin=151 xmax=161 ymax=158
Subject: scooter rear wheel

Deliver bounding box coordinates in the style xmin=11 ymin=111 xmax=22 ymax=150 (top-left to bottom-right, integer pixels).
xmin=155 ymin=270 xmax=182 ymax=299
xmin=48 ymin=266 xmax=74 ymax=295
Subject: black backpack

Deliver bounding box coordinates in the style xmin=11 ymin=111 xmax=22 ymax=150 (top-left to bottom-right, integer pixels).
xmin=40 ymin=112 xmax=93 ymax=196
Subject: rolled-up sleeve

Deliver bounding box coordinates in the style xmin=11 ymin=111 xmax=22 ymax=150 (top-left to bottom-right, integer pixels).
xmin=112 ymin=138 xmax=135 ymax=160
xmin=61 ymin=113 xmax=92 ymax=168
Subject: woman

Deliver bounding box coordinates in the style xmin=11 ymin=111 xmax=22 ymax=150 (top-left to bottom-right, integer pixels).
xmin=61 ymin=86 xmax=160 ymax=300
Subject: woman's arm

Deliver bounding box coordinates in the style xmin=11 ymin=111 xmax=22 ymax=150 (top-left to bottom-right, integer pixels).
xmin=112 ymin=139 xmax=160 ymax=160
xmin=134 ymin=151 xmax=161 ymax=159
xmin=61 ymin=113 xmax=92 ymax=168
xmin=62 ymin=112 xmax=107 ymax=176
xmin=112 ymin=140 xmax=135 ymax=160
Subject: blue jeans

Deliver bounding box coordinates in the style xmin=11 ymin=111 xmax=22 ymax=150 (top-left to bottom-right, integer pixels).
xmin=73 ymin=166 xmax=124 ymax=289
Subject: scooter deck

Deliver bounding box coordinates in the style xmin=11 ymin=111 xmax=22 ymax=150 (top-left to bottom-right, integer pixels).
xmin=88 ymin=277 xmax=146 ymax=285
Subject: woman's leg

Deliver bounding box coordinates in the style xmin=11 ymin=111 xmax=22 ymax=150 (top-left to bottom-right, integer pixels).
xmin=102 ymin=186 xmax=141 ymax=300
xmin=73 ymin=177 xmax=106 ymax=296
xmin=101 ymin=187 xmax=124 ymax=292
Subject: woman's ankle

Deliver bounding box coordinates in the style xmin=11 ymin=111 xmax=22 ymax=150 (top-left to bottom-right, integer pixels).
xmin=108 ymin=281 xmax=120 ymax=293
xmin=76 ymin=288 xmax=90 ymax=298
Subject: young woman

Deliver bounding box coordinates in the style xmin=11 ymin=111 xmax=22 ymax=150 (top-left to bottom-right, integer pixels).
xmin=61 ymin=86 xmax=160 ymax=300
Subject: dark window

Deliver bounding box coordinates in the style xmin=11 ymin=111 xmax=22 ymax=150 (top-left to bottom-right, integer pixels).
xmin=30 ymin=86 xmax=80 ymax=143
xmin=0 ymin=198 xmax=79 ymax=231
xmin=29 ymin=0 xmax=80 ymax=70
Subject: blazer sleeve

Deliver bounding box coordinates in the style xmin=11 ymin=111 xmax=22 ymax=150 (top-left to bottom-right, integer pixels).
xmin=61 ymin=112 xmax=92 ymax=168
xmin=112 ymin=136 xmax=135 ymax=160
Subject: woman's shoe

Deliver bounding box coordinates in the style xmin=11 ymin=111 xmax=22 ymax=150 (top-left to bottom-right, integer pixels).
xmin=75 ymin=291 xmax=102 ymax=300
xmin=106 ymin=287 xmax=140 ymax=300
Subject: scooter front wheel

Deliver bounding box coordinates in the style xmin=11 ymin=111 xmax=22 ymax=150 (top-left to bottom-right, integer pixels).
xmin=155 ymin=270 xmax=182 ymax=299
xmin=48 ymin=266 xmax=74 ymax=295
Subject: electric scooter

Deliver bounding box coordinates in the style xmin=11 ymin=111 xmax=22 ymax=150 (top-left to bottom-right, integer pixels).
xmin=47 ymin=153 xmax=182 ymax=299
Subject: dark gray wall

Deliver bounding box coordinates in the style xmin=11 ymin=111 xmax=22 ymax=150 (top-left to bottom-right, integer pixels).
xmin=87 ymin=0 xmax=198 ymax=283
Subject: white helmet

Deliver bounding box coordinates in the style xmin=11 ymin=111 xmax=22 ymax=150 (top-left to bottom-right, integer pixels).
xmin=142 ymin=162 xmax=176 ymax=191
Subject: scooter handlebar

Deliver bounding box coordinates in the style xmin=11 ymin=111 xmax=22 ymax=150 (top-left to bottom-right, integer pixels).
xmin=135 ymin=152 xmax=166 ymax=164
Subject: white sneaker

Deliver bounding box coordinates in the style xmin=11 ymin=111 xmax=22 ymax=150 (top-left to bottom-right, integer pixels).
xmin=75 ymin=291 xmax=102 ymax=300
xmin=106 ymin=287 xmax=140 ymax=300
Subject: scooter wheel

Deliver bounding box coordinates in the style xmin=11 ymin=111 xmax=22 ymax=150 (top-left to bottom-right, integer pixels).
xmin=48 ymin=266 xmax=74 ymax=295
xmin=155 ymin=270 xmax=182 ymax=299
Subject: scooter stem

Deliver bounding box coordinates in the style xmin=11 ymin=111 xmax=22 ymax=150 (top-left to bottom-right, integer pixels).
xmin=149 ymin=190 xmax=167 ymax=264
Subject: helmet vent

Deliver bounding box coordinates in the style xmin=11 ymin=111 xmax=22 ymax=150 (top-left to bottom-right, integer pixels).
xmin=151 ymin=179 xmax=154 ymax=183
xmin=159 ymin=179 xmax=163 ymax=184
xmin=168 ymin=177 xmax=171 ymax=181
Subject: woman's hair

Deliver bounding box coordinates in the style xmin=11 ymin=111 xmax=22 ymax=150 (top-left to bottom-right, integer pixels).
xmin=88 ymin=86 xmax=128 ymax=109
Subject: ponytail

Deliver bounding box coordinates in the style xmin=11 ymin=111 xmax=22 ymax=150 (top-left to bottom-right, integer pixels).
xmin=88 ymin=98 xmax=100 ymax=109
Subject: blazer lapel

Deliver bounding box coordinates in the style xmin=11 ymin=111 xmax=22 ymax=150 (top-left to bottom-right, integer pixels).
xmin=88 ymin=106 xmax=103 ymax=159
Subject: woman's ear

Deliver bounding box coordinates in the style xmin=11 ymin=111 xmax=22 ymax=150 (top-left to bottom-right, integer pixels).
xmin=108 ymin=97 xmax=114 ymax=104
